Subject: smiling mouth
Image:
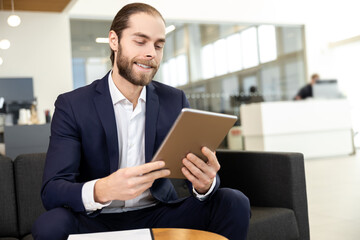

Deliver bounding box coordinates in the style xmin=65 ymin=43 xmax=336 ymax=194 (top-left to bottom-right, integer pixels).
xmin=135 ymin=62 xmax=152 ymax=69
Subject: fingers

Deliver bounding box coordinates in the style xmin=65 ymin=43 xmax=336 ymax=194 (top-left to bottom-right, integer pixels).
xmin=181 ymin=162 xmax=213 ymax=194
xmin=116 ymin=180 xmax=155 ymax=201
xmin=129 ymin=181 xmax=154 ymax=198
xmin=184 ymin=147 xmax=220 ymax=178
xmin=126 ymin=161 xmax=167 ymax=177
xmin=114 ymin=161 xmax=170 ymax=190
xmin=126 ymin=166 xmax=170 ymax=188
xmin=108 ymin=166 xmax=170 ymax=201
xmin=140 ymin=168 xmax=171 ymax=182
xmin=182 ymin=157 xmax=215 ymax=183
xmin=182 ymin=147 xmax=220 ymax=193
xmin=201 ymin=147 xmax=220 ymax=171
xmin=181 ymin=166 xmax=200 ymax=185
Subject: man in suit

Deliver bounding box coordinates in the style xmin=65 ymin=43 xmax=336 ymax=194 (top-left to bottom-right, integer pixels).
xmin=32 ymin=3 xmax=250 ymax=240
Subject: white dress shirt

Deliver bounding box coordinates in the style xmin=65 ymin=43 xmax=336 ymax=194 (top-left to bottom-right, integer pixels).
xmin=81 ymin=72 xmax=216 ymax=212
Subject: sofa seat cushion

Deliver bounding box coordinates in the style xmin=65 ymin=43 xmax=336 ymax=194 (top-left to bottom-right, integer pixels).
xmin=20 ymin=234 xmax=33 ymax=240
xmin=248 ymin=207 xmax=299 ymax=240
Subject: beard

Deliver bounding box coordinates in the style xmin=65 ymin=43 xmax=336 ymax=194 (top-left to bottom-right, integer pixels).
xmin=116 ymin=46 xmax=159 ymax=86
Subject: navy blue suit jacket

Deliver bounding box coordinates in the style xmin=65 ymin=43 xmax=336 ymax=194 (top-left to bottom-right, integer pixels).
xmin=41 ymin=72 xmax=220 ymax=213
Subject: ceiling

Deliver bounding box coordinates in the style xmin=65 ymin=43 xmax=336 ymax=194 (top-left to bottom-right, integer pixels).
xmin=1 ymin=0 xmax=72 ymax=12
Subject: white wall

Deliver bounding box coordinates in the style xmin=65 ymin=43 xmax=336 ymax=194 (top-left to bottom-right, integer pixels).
xmin=0 ymin=11 xmax=73 ymax=123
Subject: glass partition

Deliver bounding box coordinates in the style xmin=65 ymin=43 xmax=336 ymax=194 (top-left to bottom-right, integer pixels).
xmin=70 ymin=20 xmax=307 ymax=115
xmin=159 ymin=23 xmax=307 ymax=115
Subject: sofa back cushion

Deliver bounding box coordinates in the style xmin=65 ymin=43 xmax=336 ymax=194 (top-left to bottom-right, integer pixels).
xmin=0 ymin=156 xmax=18 ymax=237
xmin=14 ymin=153 xmax=46 ymax=237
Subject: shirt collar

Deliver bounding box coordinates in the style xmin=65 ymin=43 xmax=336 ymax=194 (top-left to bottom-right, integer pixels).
xmin=108 ymin=71 xmax=147 ymax=105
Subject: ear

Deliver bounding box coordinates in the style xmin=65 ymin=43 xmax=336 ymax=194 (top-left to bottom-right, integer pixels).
xmin=109 ymin=30 xmax=118 ymax=51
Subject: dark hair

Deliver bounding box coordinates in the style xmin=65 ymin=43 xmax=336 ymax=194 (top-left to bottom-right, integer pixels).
xmin=311 ymin=73 xmax=319 ymax=80
xmin=249 ymin=86 xmax=257 ymax=93
xmin=109 ymin=3 xmax=165 ymax=65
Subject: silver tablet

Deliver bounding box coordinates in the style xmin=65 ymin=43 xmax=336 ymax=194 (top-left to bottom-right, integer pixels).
xmin=151 ymin=108 xmax=237 ymax=179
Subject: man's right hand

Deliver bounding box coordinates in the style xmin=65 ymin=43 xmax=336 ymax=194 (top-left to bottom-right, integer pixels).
xmin=94 ymin=161 xmax=170 ymax=204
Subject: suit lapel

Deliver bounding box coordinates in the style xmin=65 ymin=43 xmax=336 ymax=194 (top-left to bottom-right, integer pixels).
xmin=145 ymin=83 xmax=159 ymax=163
xmin=93 ymin=73 xmax=119 ymax=173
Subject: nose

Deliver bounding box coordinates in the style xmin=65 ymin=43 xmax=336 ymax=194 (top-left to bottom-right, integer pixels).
xmin=145 ymin=45 xmax=156 ymax=59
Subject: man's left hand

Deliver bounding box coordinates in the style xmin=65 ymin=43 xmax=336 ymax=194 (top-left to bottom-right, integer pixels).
xmin=181 ymin=147 xmax=220 ymax=194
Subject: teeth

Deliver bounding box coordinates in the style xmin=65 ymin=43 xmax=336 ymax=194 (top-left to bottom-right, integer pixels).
xmin=136 ymin=63 xmax=151 ymax=69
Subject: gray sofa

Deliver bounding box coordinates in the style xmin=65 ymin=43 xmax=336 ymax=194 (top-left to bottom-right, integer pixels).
xmin=0 ymin=153 xmax=46 ymax=240
xmin=0 ymin=150 xmax=309 ymax=240
xmin=216 ymin=150 xmax=310 ymax=240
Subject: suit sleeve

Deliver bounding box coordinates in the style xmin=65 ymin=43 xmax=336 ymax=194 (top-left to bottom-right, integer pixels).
xmin=41 ymin=94 xmax=86 ymax=212
xmin=182 ymin=90 xmax=190 ymax=108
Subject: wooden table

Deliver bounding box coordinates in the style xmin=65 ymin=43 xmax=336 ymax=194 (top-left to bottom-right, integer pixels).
xmin=152 ymin=228 xmax=228 ymax=240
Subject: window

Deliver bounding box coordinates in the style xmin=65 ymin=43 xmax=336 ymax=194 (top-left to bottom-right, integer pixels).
xmin=261 ymin=65 xmax=281 ymax=101
xmin=201 ymin=44 xmax=215 ymax=79
xmin=72 ymin=58 xmax=86 ymax=89
xmin=243 ymin=76 xmax=257 ymax=95
xmin=284 ymin=57 xmax=305 ymax=100
xmin=214 ymin=39 xmax=228 ymax=76
xmin=241 ymin=27 xmax=259 ymax=69
xmin=168 ymin=58 xmax=177 ymax=86
xmin=176 ymin=54 xmax=189 ymax=86
xmin=282 ymin=27 xmax=303 ymax=54
xmin=258 ymin=25 xmax=277 ymax=63
xmin=161 ymin=62 xmax=170 ymax=86
xmin=161 ymin=55 xmax=189 ymax=87
xmin=155 ymin=23 xmax=306 ymax=113
xmin=226 ymin=33 xmax=242 ymax=72
xmin=85 ymin=58 xmax=108 ymax=85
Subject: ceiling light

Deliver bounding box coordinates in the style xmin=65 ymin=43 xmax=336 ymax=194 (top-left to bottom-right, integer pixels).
xmin=7 ymin=0 xmax=21 ymax=27
xmin=0 ymin=39 xmax=11 ymax=50
xmin=165 ymin=25 xmax=176 ymax=35
xmin=8 ymin=14 xmax=21 ymax=27
xmin=95 ymin=38 xmax=109 ymax=44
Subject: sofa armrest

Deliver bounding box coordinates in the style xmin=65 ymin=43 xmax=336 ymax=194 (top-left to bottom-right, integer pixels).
xmin=216 ymin=149 xmax=309 ymax=240
xmin=0 ymin=155 xmax=18 ymax=238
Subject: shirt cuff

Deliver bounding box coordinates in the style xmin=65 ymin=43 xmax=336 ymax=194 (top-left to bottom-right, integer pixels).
xmin=82 ymin=179 xmax=111 ymax=212
xmin=192 ymin=177 xmax=217 ymax=201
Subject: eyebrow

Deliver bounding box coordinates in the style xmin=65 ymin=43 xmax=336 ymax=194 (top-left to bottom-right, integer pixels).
xmin=133 ymin=32 xmax=166 ymax=43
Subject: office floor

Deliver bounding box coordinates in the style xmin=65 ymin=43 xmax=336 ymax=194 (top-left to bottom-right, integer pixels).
xmin=305 ymin=151 xmax=360 ymax=240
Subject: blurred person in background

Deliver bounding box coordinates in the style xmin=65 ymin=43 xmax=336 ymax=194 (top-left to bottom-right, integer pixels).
xmin=294 ymin=73 xmax=320 ymax=100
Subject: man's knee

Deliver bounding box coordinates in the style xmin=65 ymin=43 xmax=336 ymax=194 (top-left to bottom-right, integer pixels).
xmin=213 ymin=188 xmax=251 ymax=218
xmin=205 ymin=188 xmax=250 ymax=239
xmin=32 ymin=207 xmax=78 ymax=240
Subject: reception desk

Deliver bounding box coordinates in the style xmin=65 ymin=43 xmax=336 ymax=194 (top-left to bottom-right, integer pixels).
xmin=240 ymin=99 xmax=354 ymax=158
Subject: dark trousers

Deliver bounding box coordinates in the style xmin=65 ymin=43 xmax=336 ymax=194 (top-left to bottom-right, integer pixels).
xmin=32 ymin=188 xmax=250 ymax=240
